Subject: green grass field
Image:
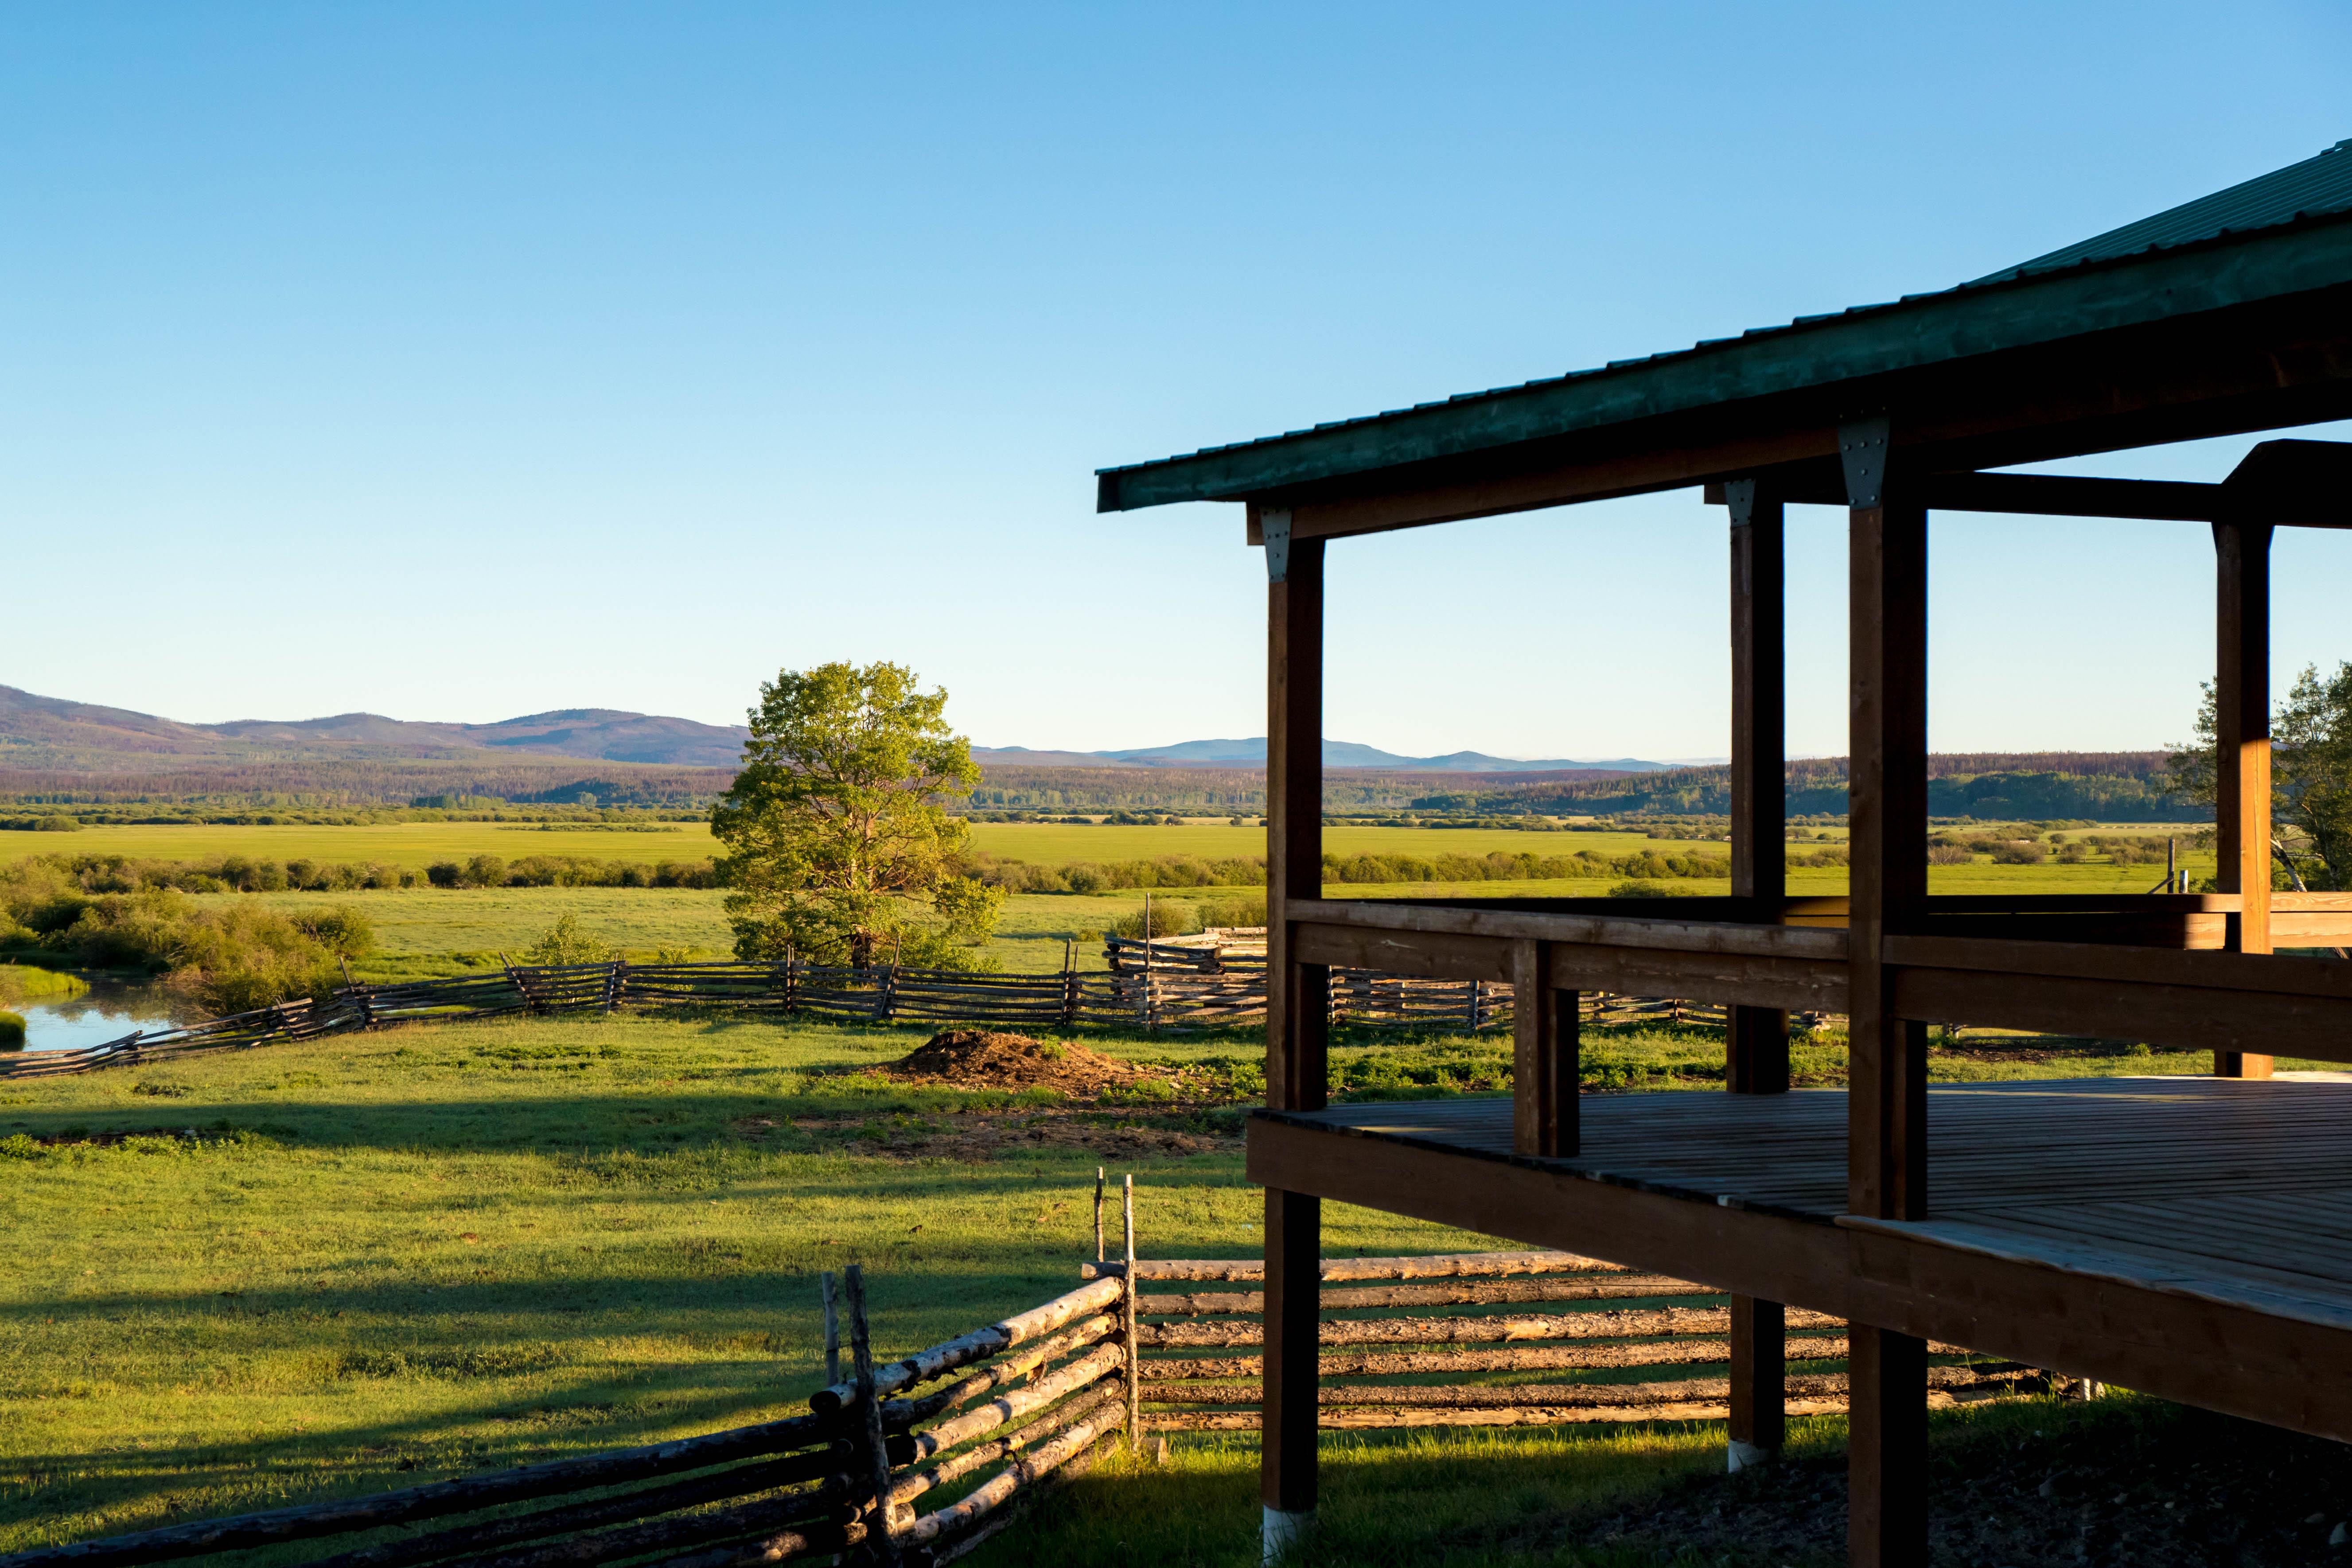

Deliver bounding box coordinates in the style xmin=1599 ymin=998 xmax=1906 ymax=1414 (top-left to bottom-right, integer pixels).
xmin=1 ymin=1011 xmax=2279 ymax=1564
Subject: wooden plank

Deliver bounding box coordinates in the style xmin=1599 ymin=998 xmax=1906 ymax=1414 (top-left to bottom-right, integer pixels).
xmin=1889 ymin=963 xmax=2352 ymax=1064
xmin=1512 ymin=941 xmax=1573 ymax=1157
xmin=1292 ymin=897 xmax=1849 ymax=961
xmin=1728 ymin=1294 xmax=1785 ymax=1464
xmin=2214 ymin=517 xmax=2275 ymax=1078
xmin=1845 ymin=424 xmax=1929 ymax=1223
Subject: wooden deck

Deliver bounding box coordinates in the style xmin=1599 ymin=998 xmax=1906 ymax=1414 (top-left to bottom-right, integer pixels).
xmin=1249 ymin=1077 xmax=2352 ymax=1438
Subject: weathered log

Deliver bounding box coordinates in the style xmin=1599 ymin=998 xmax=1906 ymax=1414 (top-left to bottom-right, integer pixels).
xmin=1145 ymin=1365 xmax=2035 ymax=1410
xmin=888 ymin=1385 xmax=1122 ymax=1510
xmin=898 ymin=1409 xmax=1119 ymax=1547
xmin=1141 ymin=1400 xmax=1851 ymax=1431
xmin=1138 ymin=1331 xmax=1854 ymax=1381
xmin=809 ymin=1279 xmax=1122 ymax=1414
xmin=1141 ymin=1311 xmax=1758 ymax=1350
xmin=1081 ymin=1251 xmax=1624 ymax=1284
xmin=0 ymin=1414 xmax=831 ymax=1568
xmin=924 ymin=1431 xmax=1120 ymax=1567
xmin=880 ymin=1315 xmax=1115 ymax=1428
xmin=1136 ymin=1276 xmax=1708 ymax=1316
xmin=902 ymin=1345 xmax=1124 ymax=1462
xmin=300 ymin=1451 xmax=844 ymax=1568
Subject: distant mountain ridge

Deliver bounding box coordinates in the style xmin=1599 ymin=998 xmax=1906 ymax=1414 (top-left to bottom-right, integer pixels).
xmin=0 ymin=685 xmax=751 ymax=768
xmin=975 ymin=739 xmax=1673 ymax=772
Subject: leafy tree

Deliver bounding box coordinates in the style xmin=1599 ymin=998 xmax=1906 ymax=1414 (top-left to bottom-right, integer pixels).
xmin=524 ymin=912 xmax=614 ymax=965
xmin=711 ymin=662 xmax=1003 ymax=969
xmin=2167 ymin=664 xmax=2352 ymax=889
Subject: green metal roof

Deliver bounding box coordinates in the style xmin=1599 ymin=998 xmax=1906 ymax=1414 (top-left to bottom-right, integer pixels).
xmin=1098 ymin=141 xmax=2352 ymax=512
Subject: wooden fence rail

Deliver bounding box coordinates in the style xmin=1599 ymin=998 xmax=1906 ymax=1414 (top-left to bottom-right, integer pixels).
xmin=0 ymin=953 xmax=1762 ymax=1080
xmin=1080 ymin=1246 xmax=2034 ymax=1434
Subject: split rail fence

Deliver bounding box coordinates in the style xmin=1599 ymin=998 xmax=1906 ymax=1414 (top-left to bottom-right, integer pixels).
xmin=0 ymin=1176 xmax=2054 ymax=1568
xmin=1082 ymin=1251 xmax=2034 ymax=1433
xmin=1 ymin=945 xmax=1752 ymax=1081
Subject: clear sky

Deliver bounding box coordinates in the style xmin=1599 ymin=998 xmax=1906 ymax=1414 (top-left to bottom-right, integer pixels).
xmin=5 ymin=3 xmax=2349 ymax=763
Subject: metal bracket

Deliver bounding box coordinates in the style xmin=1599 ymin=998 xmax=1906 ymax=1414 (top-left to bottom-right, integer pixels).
xmin=1838 ymin=415 xmax=1892 ymax=509
xmin=1262 ymin=508 xmax=1293 ymax=583
xmin=1722 ymin=478 xmax=1758 ymax=530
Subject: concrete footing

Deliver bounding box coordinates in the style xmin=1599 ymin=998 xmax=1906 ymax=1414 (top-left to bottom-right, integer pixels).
xmin=1262 ymin=1506 xmax=1315 ymax=1563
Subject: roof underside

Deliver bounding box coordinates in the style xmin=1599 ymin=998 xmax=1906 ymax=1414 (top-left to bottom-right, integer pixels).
xmin=1100 ymin=142 xmax=2352 ymax=516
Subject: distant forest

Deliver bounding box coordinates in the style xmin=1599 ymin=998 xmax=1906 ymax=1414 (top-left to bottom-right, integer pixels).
xmin=0 ymin=750 xmax=2196 ymax=825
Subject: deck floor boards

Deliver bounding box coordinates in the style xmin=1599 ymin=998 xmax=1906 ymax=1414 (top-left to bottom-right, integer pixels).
xmin=1287 ymin=1077 xmax=2352 ymax=1329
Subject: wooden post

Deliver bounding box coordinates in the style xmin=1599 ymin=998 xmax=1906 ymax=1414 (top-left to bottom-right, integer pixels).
xmin=1259 ymin=505 xmax=1324 ymax=1560
xmin=1724 ymin=477 xmax=1791 ymax=1470
xmin=1848 ymin=1323 xmax=1928 ymax=1568
xmin=842 ymin=1265 xmax=900 ymax=1566
xmin=821 ymin=1271 xmax=841 ymax=1388
xmin=2214 ymin=519 xmax=2275 ymax=1079
xmin=1842 ymin=417 xmax=1931 ymax=1568
xmin=1511 ymin=941 xmax=1575 ymax=1157
xmin=1094 ymin=1167 xmax=1106 ymax=1264
xmin=1726 ymin=1295 xmax=1784 ymax=1471
xmin=1123 ymin=1174 xmax=1140 ymax=1447
xmin=1726 ymin=477 xmax=1792 ymax=1093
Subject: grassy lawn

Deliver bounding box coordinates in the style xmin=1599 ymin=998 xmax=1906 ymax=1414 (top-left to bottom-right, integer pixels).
xmin=4 ymin=1005 xmax=2308 ymax=1559
xmin=0 ymin=822 xmax=723 ymax=870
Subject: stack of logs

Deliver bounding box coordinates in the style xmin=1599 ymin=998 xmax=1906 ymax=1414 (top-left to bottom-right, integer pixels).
xmin=1081 ymin=1249 xmax=2036 ymax=1431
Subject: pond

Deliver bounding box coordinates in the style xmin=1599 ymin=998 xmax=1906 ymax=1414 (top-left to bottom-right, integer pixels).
xmin=9 ymin=974 xmax=202 ymax=1053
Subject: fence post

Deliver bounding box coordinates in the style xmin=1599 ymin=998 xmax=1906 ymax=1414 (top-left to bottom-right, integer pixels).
xmin=1122 ymin=1174 xmax=1140 ymax=1448
xmin=821 ymin=1270 xmax=841 ymax=1387
xmin=782 ymin=949 xmax=798 ymax=1016
xmin=1094 ymin=1167 xmax=1106 ymax=1265
xmin=604 ymin=959 xmax=623 ymax=1014
xmin=1062 ymin=939 xmax=1079 ymax=1034
xmin=842 ymin=1265 xmax=900 ymax=1566
xmin=1467 ymin=979 xmax=1482 ymax=1030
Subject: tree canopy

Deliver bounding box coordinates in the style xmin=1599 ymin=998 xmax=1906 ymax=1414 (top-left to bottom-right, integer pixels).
xmin=710 ymin=662 xmax=1002 ymax=968
xmin=2167 ymin=662 xmax=2352 ymax=890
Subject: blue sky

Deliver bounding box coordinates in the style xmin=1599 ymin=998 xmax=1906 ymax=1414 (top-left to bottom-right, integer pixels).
xmin=5 ymin=3 xmax=2349 ymax=761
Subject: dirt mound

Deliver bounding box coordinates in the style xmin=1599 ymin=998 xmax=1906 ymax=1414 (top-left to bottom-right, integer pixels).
xmin=884 ymin=1031 xmax=1146 ymax=1095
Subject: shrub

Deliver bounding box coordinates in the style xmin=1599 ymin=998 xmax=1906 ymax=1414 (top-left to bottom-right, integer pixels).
xmin=525 ymin=913 xmax=614 ymax=965
xmin=1989 ymin=841 xmax=2048 ymax=865
xmin=1064 ymin=865 xmax=1109 ymax=895
xmin=290 ymin=906 xmax=375 ymax=959
xmin=425 ymin=861 xmax=463 ymax=888
xmin=34 ymin=816 xmax=79 ymax=833
xmin=1109 ymin=903 xmax=1195 ymax=939
xmin=1926 ymin=846 xmax=1972 ymax=864
xmin=461 ymin=855 xmax=508 ymax=889
xmin=0 ymin=1011 xmax=23 ymax=1050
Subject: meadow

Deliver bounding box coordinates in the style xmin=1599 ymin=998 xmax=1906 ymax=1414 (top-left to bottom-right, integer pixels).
xmin=0 ymin=1010 xmax=2253 ymax=1564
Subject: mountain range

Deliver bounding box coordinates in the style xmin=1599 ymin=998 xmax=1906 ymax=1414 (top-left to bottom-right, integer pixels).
xmin=0 ymin=685 xmax=752 ymax=769
xmin=0 ymin=685 xmax=1676 ymax=776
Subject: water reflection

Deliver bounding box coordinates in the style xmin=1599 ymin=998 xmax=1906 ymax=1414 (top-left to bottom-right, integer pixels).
xmin=13 ymin=974 xmax=200 ymax=1052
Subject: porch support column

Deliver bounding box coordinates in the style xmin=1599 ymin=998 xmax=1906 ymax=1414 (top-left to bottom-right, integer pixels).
xmin=1512 ymin=940 xmax=1575 ymax=1157
xmin=1723 ymin=477 xmax=1790 ymax=1468
xmin=1259 ymin=506 xmax=1325 ymax=1559
xmin=1841 ymin=418 xmax=1930 ymax=1568
xmin=2214 ymin=517 xmax=2274 ymax=1079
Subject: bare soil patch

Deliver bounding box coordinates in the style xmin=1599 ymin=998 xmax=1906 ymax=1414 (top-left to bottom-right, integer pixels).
xmin=1571 ymin=1398 xmax=2352 ymax=1566
xmin=881 ymin=1030 xmax=1160 ymax=1095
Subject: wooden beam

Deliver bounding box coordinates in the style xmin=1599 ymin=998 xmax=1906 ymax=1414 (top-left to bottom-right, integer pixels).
xmin=1246 ymin=1114 xmax=2352 ymax=1442
xmin=1843 ymin=418 xmax=1930 ymax=1222
xmin=1285 ymin=896 xmax=1849 ymax=961
xmin=1847 ymin=1326 xmax=1928 ymax=1568
xmin=1726 ymin=478 xmax=1791 ymax=1093
xmin=1289 ymin=920 xmax=1848 ymax=1014
xmin=1511 ymin=941 xmax=1574 ymax=1158
xmin=1264 ymin=510 xmax=1329 ymax=1113
xmin=1260 ymin=505 xmax=1325 ymax=1548
xmin=2214 ymin=517 xmax=2274 ymax=1079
